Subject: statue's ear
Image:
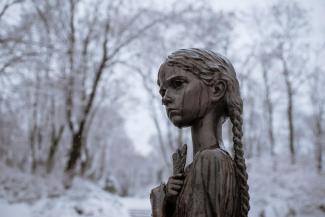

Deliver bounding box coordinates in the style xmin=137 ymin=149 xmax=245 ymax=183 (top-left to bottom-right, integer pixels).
xmin=211 ymin=80 xmax=227 ymax=103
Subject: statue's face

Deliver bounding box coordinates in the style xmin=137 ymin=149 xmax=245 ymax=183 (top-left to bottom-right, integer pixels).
xmin=158 ymin=64 xmax=212 ymax=128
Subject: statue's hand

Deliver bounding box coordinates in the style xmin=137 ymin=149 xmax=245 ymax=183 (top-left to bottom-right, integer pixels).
xmin=165 ymin=173 xmax=184 ymax=204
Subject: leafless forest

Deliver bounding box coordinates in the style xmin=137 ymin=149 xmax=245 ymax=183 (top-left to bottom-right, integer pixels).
xmin=0 ymin=0 xmax=324 ymax=216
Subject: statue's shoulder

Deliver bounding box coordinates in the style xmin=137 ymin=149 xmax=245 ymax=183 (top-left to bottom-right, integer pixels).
xmin=195 ymin=148 xmax=233 ymax=164
xmin=192 ymin=148 xmax=236 ymax=184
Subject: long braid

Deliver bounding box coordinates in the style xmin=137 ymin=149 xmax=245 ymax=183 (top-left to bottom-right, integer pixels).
xmin=229 ymin=102 xmax=250 ymax=217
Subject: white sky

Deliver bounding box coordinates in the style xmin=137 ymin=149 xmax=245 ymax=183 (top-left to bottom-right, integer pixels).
xmin=125 ymin=0 xmax=325 ymax=156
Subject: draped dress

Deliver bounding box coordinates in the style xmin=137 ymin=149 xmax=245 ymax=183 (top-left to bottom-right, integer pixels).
xmin=150 ymin=148 xmax=238 ymax=217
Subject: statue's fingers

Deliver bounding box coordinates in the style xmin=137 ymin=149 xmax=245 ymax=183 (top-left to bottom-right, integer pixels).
xmin=169 ymin=179 xmax=183 ymax=185
xmin=168 ymin=182 xmax=182 ymax=190
xmin=168 ymin=189 xmax=179 ymax=196
xmin=172 ymin=186 xmax=182 ymax=192
xmin=173 ymin=173 xmax=185 ymax=179
xmin=169 ymin=183 xmax=182 ymax=190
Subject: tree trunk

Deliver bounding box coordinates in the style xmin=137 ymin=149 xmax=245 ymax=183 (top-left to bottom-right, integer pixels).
xmin=282 ymin=57 xmax=296 ymax=164
xmin=46 ymin=139 xmax=59 ymax=173
xmin=30 ymin=75 xmax=40 ymax=173
xmin=287 ymin=83 xmax=295 ymax=164
xmin=65 ymin=130 xmax=84 ymax=174
xmin=315 ymin=119 xmax=323 ymax=173
xmin=29 ymin=125 xmax=37 ymax=173
xmin=262 ymin=65 xmax=275 ymax=156
xmin=267 ymin=106 xmax=275 ymax=156
xmin=46 ymin=125 xmax=64 ymax=173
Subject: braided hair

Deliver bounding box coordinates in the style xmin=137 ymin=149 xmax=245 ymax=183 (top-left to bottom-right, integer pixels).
xmin=163 ymin=48 xmax=250 ymax=217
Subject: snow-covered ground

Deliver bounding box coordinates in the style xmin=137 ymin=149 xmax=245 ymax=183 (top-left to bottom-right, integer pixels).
xmin=247 ymin=156 xmax=325 ymax=217
xmin=0 ymin=156 xmax=324 ymax=217
xmin=0 ymin=163 xmax=130 ymax=217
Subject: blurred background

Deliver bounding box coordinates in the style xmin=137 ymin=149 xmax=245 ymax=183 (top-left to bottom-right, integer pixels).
xmin=0 ymin=0 xmax=324 ymax=217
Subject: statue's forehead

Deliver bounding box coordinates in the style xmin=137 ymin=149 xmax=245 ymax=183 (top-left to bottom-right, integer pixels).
xmin=158 ymin=64 xmax=193 ymax=86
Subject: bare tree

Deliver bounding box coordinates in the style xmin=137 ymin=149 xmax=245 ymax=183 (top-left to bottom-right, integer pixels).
xmin=55 ymin=0 xmax=167 ymax=184
xmin=0 ymin=0 xmax=165 ymax=181
xmin=246 ymin=8 xmax=278 ymax=158
xmin=268 ymin=2 xmax=310 ymax=164
xmin=308 ymin=49 xmax=325 ymax=172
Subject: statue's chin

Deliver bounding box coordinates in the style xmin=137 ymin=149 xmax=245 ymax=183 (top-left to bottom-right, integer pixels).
xmin=169 ymin=116 xmax=193 ymax=128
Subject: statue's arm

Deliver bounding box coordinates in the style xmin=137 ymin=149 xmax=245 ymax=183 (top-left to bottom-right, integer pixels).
xmin=151 ymin=145 xmax=187 ymax=217
xmin=150 ymin=183 xmax=169 ymax=217
xmin=150 ymin=183 xmax=178 ymax=217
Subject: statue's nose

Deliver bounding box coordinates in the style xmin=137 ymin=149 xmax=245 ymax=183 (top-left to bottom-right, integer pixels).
xmin=162 ymin=93 xmax=173 ymax=105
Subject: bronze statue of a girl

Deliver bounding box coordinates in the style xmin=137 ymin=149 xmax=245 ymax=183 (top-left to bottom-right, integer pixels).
xmin=150 ymin=48 xmax=250 ymax=217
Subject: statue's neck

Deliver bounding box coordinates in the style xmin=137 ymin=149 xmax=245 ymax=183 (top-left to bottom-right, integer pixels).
xmin=191 ymin=111 xmax=223 ymax=158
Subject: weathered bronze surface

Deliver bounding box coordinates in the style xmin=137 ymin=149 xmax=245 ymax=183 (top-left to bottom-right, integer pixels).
xmin=150 ymin=49 xmax=250 ymax=217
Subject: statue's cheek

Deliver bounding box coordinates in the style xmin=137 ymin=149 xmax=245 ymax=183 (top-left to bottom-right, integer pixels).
xmin=182 ymin=82 xmax=210 ymax=121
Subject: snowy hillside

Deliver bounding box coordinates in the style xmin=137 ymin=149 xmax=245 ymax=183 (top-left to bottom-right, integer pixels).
xmin=1 ymin=156 xmax=324 ymax=217
xmin=0 ymin=163 xmax=130 ymax=217
xmin=247 ymin=156 xmax=325 ymax=217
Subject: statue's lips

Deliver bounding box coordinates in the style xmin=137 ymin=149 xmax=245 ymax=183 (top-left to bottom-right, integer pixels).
xmin=167 ymin=108 xmax=180 ymax=117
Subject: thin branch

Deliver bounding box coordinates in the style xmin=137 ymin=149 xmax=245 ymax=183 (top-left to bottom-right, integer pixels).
xmin=108 ymin=15 xmax=167 ymax=60
xmin=81 ymin=21 xmax=110 ymax=131
xmin=0 ymin=0 xmax=22 ymax=20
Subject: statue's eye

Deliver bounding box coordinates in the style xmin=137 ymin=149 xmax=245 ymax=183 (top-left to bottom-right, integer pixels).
xmin=170 ymin=79 xmax=184 ymax=89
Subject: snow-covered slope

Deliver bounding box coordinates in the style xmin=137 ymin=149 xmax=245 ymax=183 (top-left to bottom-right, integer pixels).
xmin=0 ymin=163 xmax=130 ymax=217
xmin=0 ymin=156 xmax=324 ymax=217
xmin=248 ymin=156 xmax=325 ymax=217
